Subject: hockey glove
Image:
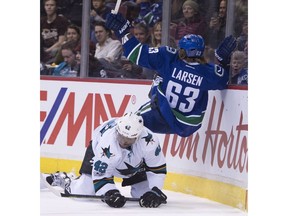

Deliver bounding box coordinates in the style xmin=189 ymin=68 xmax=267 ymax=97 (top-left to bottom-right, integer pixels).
xmin=139 ymin=187 xmax=167 ymax=208
xmin=105 ymin=13 xmax=131 ymax=39
xmin=102 ymin=189 xmax=126 ymax=208
xmin=215 ymin=35 xmax=237 ymax=66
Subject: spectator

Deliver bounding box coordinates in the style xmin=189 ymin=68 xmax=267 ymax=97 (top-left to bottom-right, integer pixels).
xmin=151 ymin=21 xmax=177 ymax=48
xmin=52 ymin=40 xmax=79 ymax=77
xmin=94 ymin=21 xmax=122 ymax=62
xmin=203 ymin=46 xmax=216 ymax=64
xmin=53 ymin=24 xmax=82 ymax=65
xmin=40 ymin=0 xmax=70 ymax=64
xmin=150 ymin=21 xmax=161 ymax=47
xmin=40 ymin=34 xmax=50 ymax=75
xmin=90 ymin=0 xmax=111 ymax=44
xmin=91 ymin=0 xmax=110 ymax=22
xmin=171 ymin=0 xmax=186 ymax=23
xmin=173 ymin=0 xmax=207 ymax=42
xmin=234 ymin=0 xmax=248 ymax=37
xmin=105 ymin=0 xmax=117 ymax=10
xmin=121 ymin=22 xmax=154 ymax=79
xmin=230 ymin=51 xmax=248 ymax=85
xmin=92 ymin=20 xmax=129 ymax=78
xmin=119 ymin=58 xmax=145 ymax=79
xmin=206 ymin=0 xmax=227 ymax=49
xmin=133 ymin=22 xmax=151 ymax=45
xmin=236 ymin=19 xmax=248 ymax=51
xmin=74 ymin=43 xmax=105 ymax=78
xmin=65 ymin=0 xmax=83 ymax=27
xmin=146 ymin=21 xmax=177 ymax=80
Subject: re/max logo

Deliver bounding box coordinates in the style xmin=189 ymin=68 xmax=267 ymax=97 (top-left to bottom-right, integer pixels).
xmin=40 ymin=87 xmax=132 ymax=147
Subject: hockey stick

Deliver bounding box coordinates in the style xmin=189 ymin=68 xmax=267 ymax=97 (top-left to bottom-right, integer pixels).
xmin=61 ymin=189 xmax=167 ymax=204
xmin=40 ymin=173 xmax=139 ymax=202
xmin=61 ymin=190 xmax=167 ymax=204
xmin=60 ymin=192 xmax=139 ymax=201
xmin=111 ymin=0 xmax=122 ymax=14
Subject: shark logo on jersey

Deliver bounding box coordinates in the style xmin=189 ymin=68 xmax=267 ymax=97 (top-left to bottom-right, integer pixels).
xmin=142 ymin=133 xmax=155 ymax=145
xmin=99 ymin=120 xmax=116 ymax=136
xmin=101 ymin=146 xmax=114 ymax=158
xmin=116 ymin=161 xmax=145 ymax=177
xmin=155 ymin=144 xmax=161 ymax=156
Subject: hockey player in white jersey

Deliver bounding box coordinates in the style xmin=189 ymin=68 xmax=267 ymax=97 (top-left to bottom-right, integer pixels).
xmin=46 ymin=112 xmax=167 ymax=208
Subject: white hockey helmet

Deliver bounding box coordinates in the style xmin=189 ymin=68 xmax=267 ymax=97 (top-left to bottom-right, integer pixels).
xmin=116 ymin=112 xmax=144 ymax=139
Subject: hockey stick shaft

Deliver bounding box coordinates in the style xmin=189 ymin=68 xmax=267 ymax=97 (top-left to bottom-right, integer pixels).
xmin=60 ymin=192 xmax=139 ymax=201
xmin=41 ymin=173 xmax=139 ymax=202
xmin=61 ymin=193 xmax=167 ymax=204
xmin=111 ymin=0 xmax=122 ymax=14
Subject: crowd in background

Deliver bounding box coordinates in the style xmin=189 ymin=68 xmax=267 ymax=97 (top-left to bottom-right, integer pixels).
xmin=40 ymin=0 xmax=248 ymax=85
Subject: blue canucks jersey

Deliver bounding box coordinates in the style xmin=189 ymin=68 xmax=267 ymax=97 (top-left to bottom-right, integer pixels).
xmin=123 ymin=36 xmax=229 ymax=137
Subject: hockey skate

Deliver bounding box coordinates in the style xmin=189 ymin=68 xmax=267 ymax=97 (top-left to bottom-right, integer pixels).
xmin=46 ymin=171 xmax=75 ymax=191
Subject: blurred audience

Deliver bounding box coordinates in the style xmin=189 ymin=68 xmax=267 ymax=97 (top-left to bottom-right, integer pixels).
xmin=147 ymin=21 xmax=177 ymax=79
xmin=64 ymin=0 xmax=83 ymax=27
xmin=230 ymin=50 xmax=248 ymax=85
xmin=171 ymin=0 xmax=186 ymax=23
xmin=90 ymin=0 xmax=111 ymax=44
xmin=236 ymin=19 xmax=248 ymax=51
xmin=40 ymin=0 xmax=248 ymax=84
xmin=234 ymin=0 xmax=248 ymax=37
xmin=172 ymin=0 xmax=207 ymax=42
xmin=206 ymin=0 xmax=227 ymax=49
xmin=93 ymin=20 xmax=122 ymax=62
xmin=53 ymin=24 xmax=82 ymax=65
xmin=40 ymin=0 xmax=70 ymax=64
xmin=74 ymin=43 xmax=105 ymax=78
xmin=52 ymin=40 xmax=80 ymax=77
xmin=133 ymin=22 xmax=151 ymax=44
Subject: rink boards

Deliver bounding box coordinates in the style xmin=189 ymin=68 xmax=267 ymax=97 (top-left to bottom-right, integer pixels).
xmin=40 ymin=76 xmax=248 ymax=211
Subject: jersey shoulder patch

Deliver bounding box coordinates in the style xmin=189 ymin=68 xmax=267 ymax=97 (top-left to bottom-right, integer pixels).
xmin=214 ymin=65 xmax=225 ymax=77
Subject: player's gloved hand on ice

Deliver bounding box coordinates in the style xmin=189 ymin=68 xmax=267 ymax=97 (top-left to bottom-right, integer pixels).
xmin=215 ymin=35 xmax=237 ymax=66
xmin=105 ymin=13 xmax=131 ymax=39
xmin=102 ymin=189 xmax=126 ymax=208
xmin=139 ymin=186 xmax=167 ymax=208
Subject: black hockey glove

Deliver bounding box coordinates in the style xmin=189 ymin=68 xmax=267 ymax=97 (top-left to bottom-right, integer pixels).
xmin=215 ymin=35 xmax=237 ymax=66
xmin=102 ymin=189 xmax=126 ymax=208
xmin=139 ymin=187 xmax=167 ymax=208
xmin=105 ymin=13 xmax=131 ymax=39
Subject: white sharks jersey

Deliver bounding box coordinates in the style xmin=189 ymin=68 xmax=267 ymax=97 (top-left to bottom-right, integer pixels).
xmin=90 ymin=118 xmax=167 ymax=195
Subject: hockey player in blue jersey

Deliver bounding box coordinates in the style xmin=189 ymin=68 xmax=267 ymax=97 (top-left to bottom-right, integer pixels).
xmin=105 ymin=13 xmax=236 ymax=137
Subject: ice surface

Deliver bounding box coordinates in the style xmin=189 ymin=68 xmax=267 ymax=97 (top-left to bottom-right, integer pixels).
xmin=40 ymin=181 xmax=247 ymax=216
